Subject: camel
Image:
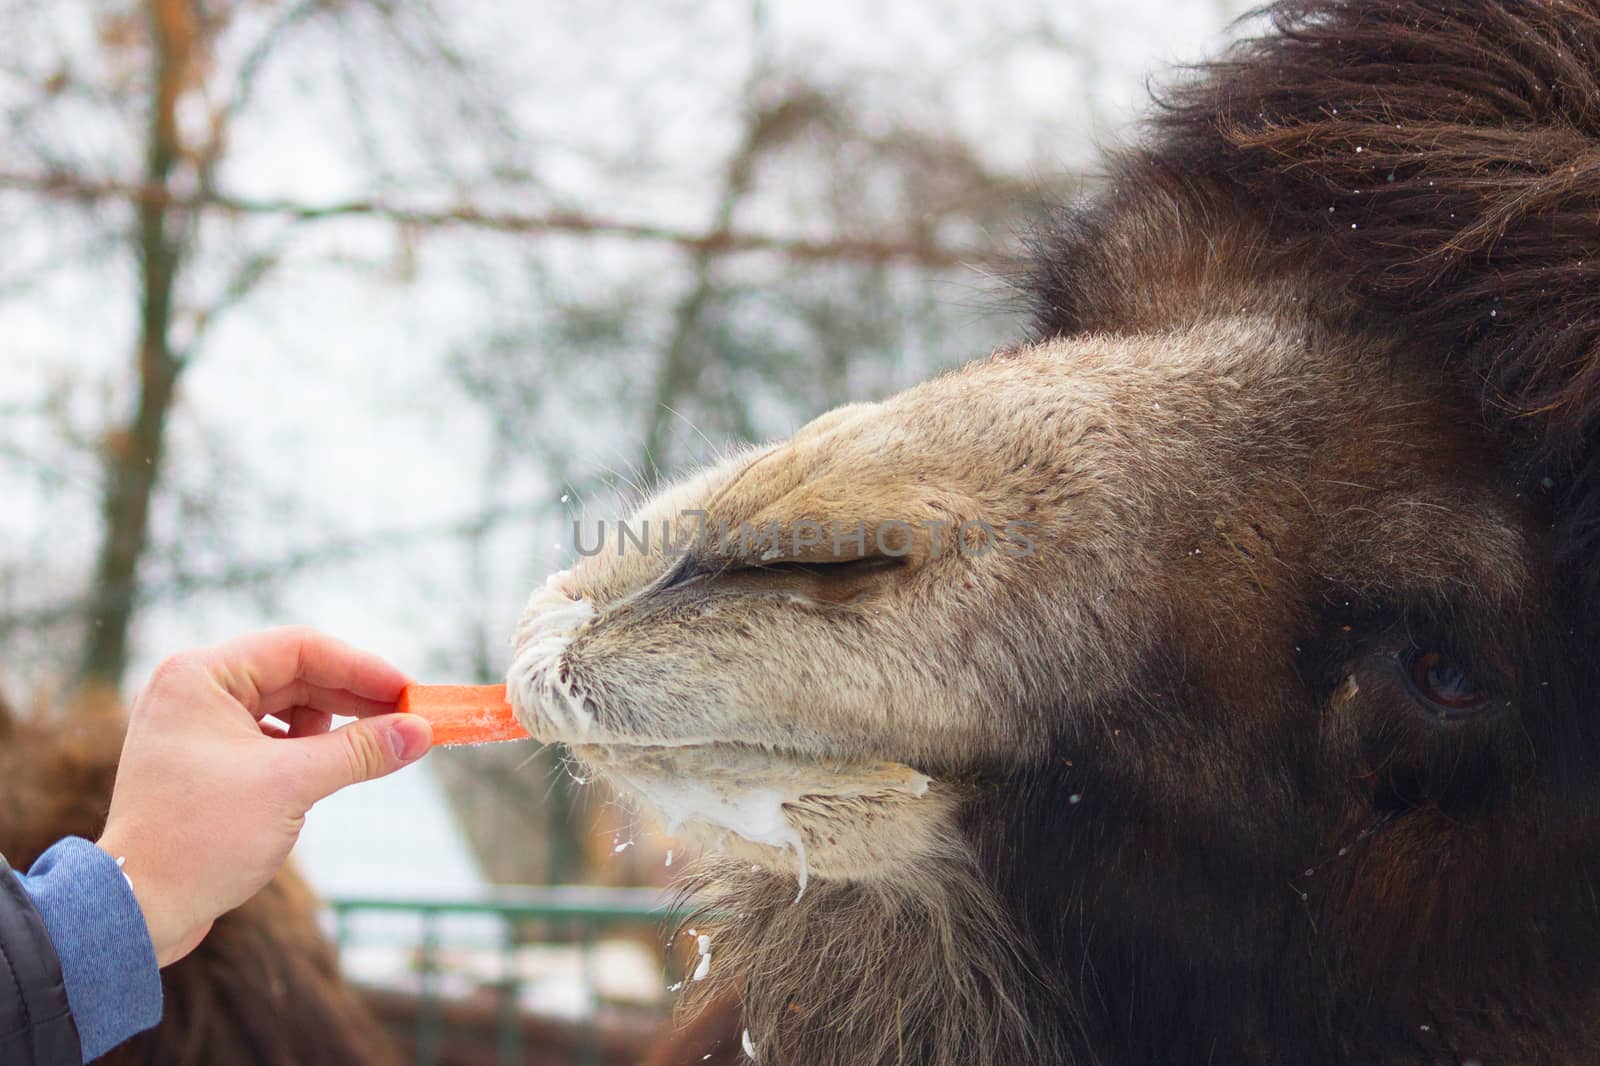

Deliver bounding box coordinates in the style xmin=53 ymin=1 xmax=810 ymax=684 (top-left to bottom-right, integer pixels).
xmin=510 ymin=2 xmax=1600 ymax=1063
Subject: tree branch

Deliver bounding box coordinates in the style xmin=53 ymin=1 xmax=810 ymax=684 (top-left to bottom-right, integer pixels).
xmin=0 ymin=170 xmax=990 ymax=269
xmin=0 ymin=497 xmax=554 ymax=635
xmin=638 ymin=31 xmax=789 ymax=475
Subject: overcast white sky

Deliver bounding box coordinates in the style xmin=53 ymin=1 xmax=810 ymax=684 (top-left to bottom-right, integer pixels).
xmin=1 ymin=0 xmax=1246 ymax=896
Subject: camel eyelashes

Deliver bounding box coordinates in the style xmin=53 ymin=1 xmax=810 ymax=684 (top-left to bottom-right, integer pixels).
xmin=654 ymin=552 xmax=905 ymax=597
xmin=727 ymin=555 xmax=909 ymax=607
xmin=741 ymin=555 xmax=905 ymax=579
xmin=1401 ymin=648 xmax=1488 ymax=718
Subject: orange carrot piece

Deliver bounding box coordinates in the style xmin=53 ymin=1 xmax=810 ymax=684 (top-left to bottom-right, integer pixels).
xmin=395 ymin=684 xmax=529 ymax=747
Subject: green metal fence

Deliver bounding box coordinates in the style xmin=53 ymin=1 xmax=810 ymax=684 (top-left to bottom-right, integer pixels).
xmin=328 ymin=887 xmax=694 ymax=1066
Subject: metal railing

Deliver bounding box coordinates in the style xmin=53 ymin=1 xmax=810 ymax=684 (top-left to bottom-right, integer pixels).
xmin=327 ymin=887 xmax=694 ymax=1066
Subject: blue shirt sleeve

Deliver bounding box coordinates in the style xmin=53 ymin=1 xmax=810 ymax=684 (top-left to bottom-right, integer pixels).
xmin=11 ymin=838 xmax=163 ymax=1062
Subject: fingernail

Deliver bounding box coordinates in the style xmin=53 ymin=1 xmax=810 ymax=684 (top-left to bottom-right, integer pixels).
xmin=388 ymin=715 xmax=433 ymax=762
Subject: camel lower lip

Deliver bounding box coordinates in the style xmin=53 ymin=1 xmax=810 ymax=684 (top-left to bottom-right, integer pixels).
xmin=566 ymin=741 xmax=937 ymax=893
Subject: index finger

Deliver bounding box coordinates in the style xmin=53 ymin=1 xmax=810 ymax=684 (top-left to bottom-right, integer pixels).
xmin=205 ymin=626 xmax=412 ymax=713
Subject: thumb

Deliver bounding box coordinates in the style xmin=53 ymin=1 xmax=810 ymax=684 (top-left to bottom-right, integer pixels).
xmin=287 ymin=713 xmax=433 ymax=802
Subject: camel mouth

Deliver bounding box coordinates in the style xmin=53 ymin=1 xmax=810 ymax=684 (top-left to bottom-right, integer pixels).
xmin=505 ymin=570 xmax=599 ymax=739
xmin=568 ymin=741 xmax=936 ymax=892
xmin=506 ymin=572 xmax=953 ymax=885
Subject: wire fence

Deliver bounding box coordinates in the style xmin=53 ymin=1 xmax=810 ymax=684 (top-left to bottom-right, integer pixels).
xmin=327 ymin=887 xmax=696 ymax=1066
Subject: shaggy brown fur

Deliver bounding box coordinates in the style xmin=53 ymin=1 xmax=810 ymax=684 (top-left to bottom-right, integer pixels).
xmin=507 ymin=3 xmax=1600 ymax=1064
xmin=1034 ymin=0 xmax=1600 ymax=595
xmin=1026 ymin=2 xmax=1600 ymax=1056
xmin=680 ymin=857 xmax=1060 ymax=1066
xmin=640 ymin=989 xmax=744 ymax=1066
xmin=0 ymin=698 xmax=399 ymax=1066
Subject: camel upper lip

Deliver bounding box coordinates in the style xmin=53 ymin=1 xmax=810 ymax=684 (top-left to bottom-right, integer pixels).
xmin=569 ymin=736 xmax=768 ymax=753
xmin=568 ymin=736 xmax=840 ymax=765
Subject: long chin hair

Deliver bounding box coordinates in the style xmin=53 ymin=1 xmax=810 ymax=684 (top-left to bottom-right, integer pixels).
xmin=675 ymin=854 xmax=1070 ymax=1066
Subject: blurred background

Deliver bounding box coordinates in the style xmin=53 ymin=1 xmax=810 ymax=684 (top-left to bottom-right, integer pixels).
xmin=0 ymin=0 xmax=1248 ymax=1061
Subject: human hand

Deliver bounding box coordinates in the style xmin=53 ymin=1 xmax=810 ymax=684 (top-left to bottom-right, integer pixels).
xmin=95 ymin=626 xmax=434 ymax=967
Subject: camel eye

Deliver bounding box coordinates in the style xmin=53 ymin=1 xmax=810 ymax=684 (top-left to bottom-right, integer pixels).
xmin=729 ymin=553 xmax=906 ymax=604
xmin=752 ymin=556 xmax=903 ymax=579
xmin=1404 ymin=650 xmax=1487 ymax=716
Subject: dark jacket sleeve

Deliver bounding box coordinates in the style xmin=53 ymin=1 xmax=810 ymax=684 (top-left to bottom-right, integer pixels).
xmin=0 ymin=851 xmax=81 ymax=1066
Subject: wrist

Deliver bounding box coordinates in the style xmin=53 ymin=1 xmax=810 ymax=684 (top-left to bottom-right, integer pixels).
xmin=94 ymin=833 xmax=192 ymax=967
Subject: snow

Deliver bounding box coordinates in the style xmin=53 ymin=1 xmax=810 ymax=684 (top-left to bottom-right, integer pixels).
xmin=691 ymin=932 xmax=713 ymax=981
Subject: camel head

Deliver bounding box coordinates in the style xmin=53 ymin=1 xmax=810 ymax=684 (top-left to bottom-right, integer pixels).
xmin=509 ymin=3 xmax=1600 ymax=1063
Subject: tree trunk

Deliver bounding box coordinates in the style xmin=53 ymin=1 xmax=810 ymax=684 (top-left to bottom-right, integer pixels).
xmin=78 ymin=0 xmax=191 ymax=692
